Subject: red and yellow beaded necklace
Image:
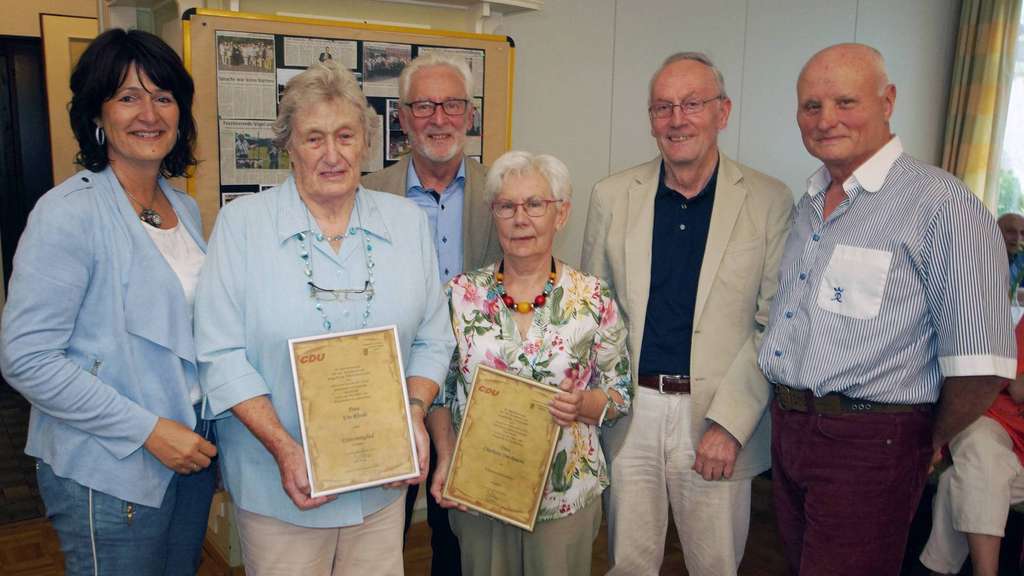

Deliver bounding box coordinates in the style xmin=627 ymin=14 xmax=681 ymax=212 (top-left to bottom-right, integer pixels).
xmin=494 ymin=257 xmax=557 ymax=313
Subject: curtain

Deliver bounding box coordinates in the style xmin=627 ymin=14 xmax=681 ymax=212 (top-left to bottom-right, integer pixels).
xmin=941 ymin=0 xmax=1021 ymax=208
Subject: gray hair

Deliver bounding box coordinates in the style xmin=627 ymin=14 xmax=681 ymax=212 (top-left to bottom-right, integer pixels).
xmin=273 ymin=60 xmax=377 ymax=150
xmin=399 ymin=52 xmax=473 ymax=102
xmin=485 ymin=150 xmax=573 ymax=205
xmin=649 ymin=51 xmax=728 ymax=103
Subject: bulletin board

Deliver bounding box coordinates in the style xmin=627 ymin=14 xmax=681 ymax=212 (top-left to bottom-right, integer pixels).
xmin=182 ymin=8 xmax=515 ymax=237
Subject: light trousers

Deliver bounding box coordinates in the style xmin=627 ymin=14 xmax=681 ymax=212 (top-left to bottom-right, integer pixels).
xmin=604 ymin=387 xmax=751 ymax=576
xmin=235 ymin=492 xmax=405 ymax=576
xmin=920 ymin=416 xmax=1024 ymax=574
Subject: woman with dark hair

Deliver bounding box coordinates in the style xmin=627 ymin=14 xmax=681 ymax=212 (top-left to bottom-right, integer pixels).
xmin=0 ymin=28 xmax=215 ymax=575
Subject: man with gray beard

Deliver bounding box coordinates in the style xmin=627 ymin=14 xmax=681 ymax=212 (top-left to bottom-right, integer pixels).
xmin=363 ymin=52 xmax=500 ymax=576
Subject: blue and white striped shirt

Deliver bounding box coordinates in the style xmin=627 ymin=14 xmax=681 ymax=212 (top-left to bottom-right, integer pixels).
xmin=758 ymin=137 xmax=1015 ymax=404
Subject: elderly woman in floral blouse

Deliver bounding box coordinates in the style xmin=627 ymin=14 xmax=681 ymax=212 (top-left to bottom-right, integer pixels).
xmin=429 ymin=150 xmax=632 ymax=576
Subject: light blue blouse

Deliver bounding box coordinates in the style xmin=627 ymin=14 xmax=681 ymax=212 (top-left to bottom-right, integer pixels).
xmin=194 ymin=178 xmax=454 ymax=528
xmin=0 ymin=167 xmax=205 ymax=508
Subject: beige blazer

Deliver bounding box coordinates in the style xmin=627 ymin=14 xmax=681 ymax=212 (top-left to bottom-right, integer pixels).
xmin=581 ymin=153 xmax=793 ymax=479
xmin=362 ymin=156 xmax=501 ymax=272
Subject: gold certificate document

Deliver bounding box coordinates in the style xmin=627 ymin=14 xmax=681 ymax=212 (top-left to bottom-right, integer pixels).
xmin=443 ymin=365 xmax=560 ymax=531
xmin=289 ymin=325 xmax=419 ymax=497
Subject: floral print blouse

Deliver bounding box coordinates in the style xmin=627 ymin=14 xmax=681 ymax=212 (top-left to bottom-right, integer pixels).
xmin=445 ymin=262 xmax=632 ymax=522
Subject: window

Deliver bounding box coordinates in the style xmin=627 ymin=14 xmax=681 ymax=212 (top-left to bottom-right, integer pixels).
xmin=998 ymin=8 xmax=1024 ymax=214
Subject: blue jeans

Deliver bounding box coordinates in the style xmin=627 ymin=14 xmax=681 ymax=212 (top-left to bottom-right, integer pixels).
xmin=37 ymin=411 xmax=217 ymax=576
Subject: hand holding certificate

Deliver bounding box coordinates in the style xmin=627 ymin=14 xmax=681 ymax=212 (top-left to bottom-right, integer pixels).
xmin=442 ymin=365 xmax=561 ymax=531
xmin=289 ymin=325 xmax=419 ymax=497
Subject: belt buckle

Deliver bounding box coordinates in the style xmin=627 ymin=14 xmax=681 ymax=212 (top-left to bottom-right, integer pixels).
xmin=776 ymin=384 xmax=804 ymax=412
xmin=659 ymin=374 xmax=682 ymax=394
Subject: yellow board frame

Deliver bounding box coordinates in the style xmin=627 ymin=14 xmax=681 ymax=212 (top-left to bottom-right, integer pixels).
xmin=182 ymin=8 xmax=515 ymax=235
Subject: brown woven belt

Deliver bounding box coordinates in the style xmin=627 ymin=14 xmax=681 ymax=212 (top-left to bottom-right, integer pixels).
xmin=638 ymin=374 xmax=690 ymax=394
xmin=774 ymin=384 xmax=930 ymax=415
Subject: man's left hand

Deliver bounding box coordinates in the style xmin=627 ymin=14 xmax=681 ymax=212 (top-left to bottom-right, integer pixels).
xmin=693 ymin=422 xmax=740 ymax=481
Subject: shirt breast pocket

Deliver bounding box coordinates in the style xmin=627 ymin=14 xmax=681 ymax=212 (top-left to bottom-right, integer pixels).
xmin=816 ymin=245 xmax=892 ymax=320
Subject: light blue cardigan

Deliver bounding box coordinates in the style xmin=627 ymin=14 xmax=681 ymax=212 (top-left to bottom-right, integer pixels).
xmin=0 ymin=167 xmax=206 ymax=508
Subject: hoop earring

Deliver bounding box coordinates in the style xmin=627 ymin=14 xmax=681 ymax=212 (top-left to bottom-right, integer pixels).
xmin=94 ymin=126 xmax=105 ymax=146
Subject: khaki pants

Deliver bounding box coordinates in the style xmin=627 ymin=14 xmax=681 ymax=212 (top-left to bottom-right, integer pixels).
xmin=920 ymin=416 xmax=1024 ymax=574
xmin=604 ymin=388 xmax=751 ymax=576
xmin=235 ymin=494 xmax=405 ymax=576
xmin=449 ymin=497 xmax=602 ymax=576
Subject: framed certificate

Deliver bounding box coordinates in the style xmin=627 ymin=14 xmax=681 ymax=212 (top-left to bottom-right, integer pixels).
xmin=442 ymin=365 xmax=561 ymax=531
xmin=289 ymin=325 xmax=419 ymax=497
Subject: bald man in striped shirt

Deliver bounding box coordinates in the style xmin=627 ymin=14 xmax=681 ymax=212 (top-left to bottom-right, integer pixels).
xmin=758 ymin=43 xmax=1015 ymax=575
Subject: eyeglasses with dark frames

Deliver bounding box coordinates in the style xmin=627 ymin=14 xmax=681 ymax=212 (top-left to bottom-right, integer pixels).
xmin=307 ymin=280 xmax=374 ymax=302
xmin=491 ymin=197 xmax=563 ymax=219
xmin=404 ymin=99 xmax=470 ymax=118
xmin=648 ymin=95 xmax=723 ymax=119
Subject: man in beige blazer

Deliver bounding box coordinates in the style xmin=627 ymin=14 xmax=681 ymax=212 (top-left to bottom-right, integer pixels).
xmin=581 ymin=52 xmax=792 ymax=575
xmin=361 ymin=53 xmax=499 ymax=576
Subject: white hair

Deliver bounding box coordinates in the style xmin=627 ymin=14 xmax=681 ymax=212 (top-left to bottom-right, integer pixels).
xmin=485 ymin=151 xmax=573 ymax=204
xmin=398 ymin=52 xmax=473 ymax=102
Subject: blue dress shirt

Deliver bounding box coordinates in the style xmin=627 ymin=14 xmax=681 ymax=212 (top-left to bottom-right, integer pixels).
xmin=404 ymin=159 xmax=465 ymax=284
xmin=194 ymin=178 xmax=454 ymax=528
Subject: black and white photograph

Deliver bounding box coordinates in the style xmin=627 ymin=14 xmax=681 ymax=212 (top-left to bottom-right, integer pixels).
xmin=216 ymin=33 xmax=276 ymax=74
xmin=362 ymin=42 xmax=411 ymax=97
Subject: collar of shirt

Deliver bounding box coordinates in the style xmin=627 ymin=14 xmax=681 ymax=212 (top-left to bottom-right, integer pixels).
xmin=806 ymin=136 xmax=904 ymax=197
xmin=656 ymin=159 xmax=720 ymax=202
xmin=274 ymin=176 xmax=393 ymax=245
xmin=406 ymin=157 xmax=466 ymax=200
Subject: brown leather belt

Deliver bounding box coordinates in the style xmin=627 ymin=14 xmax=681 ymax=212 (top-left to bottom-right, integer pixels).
xmin=638 ymin=374 xmax=690 ymax=394
xmin=774 ymin=384 xmax=931 ymax=416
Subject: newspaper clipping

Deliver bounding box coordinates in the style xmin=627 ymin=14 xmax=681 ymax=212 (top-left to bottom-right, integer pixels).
xmin=217 ymin=31 xmax=278 ymax=120
xmin=362 ymin=115 xmax=385 ymax=173
xmin=385 ymin=99 xmax=410 ymax=161
xmin=362 ymin=42 xmax=411 ymax=98
xmin=466 ymin=97 xmax=483 ymax=156
xmin=283 ymin=36 xmax=358 ymax=70
xmin=220 ymin=119 xmax=291 ymax=186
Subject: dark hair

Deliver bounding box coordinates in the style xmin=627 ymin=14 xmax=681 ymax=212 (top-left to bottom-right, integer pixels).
xmin=69 ymin=28 xmax=197 ymax=178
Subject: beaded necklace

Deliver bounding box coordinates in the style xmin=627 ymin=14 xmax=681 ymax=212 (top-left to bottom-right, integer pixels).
xmin=295 ymin=195 xmax=375 ymax=332
xmin=494 ymin=257 xmax=557 ymax=313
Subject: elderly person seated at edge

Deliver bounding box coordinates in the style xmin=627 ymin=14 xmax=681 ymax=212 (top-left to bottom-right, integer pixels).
xmin=194 ymin=59 xmax=453 ymax=575
xmin=429 ymin=151 xmax=632 ymax=576
xmin=919 ymin=313 xmax=1024 ymax=576
xmin=0 ymin=29 xmax=217 ymax=575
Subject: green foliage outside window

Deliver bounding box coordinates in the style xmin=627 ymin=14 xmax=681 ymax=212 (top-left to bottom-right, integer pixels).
xmin=998 ymin=168 xmax=1024 ymax=215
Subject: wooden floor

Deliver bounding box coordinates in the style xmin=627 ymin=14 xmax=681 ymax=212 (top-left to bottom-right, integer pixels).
xmin=0 ymin=476 xmax=786 ymax=575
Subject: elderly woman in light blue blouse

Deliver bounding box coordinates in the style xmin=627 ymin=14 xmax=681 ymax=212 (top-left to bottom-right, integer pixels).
xmin=194 ymin=60 xmax=453 ymax=575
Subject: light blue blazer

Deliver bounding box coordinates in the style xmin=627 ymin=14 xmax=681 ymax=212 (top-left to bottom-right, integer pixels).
xmin=0 ymin=167 xmax=206 ymax=508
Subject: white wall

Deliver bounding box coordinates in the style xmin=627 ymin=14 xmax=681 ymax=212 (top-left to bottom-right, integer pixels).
xmin=498 ymin=0 xmax=960 ymax=266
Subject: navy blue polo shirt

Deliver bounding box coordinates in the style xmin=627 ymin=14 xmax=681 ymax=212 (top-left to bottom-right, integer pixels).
xmin=637 ymin=160 xmax=718 ymax=377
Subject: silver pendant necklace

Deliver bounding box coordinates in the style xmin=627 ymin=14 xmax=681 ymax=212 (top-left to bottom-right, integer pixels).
xmin=123 ymin=186 xmax=163 ymax=227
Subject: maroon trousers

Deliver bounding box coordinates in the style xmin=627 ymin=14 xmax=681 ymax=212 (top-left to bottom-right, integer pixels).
xmin=771 ymin=401 xmax=933 ymax=575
